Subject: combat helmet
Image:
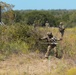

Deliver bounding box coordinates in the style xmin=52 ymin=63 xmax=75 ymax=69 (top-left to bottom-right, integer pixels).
xmin=47 ymin=32 xmax=53 ymax=37
xmin=60 ymin=22 xmax=63 ymax=25
xmin=46 ymin=21 xmax=48 ymax=23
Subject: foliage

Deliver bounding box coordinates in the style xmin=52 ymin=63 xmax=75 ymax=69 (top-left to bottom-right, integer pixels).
xmin=13 ymin=10 xmax=76 ymax=28
xmin=20 ymin=10 xmax=56 ymax=26
xmin=0 ymin=1 xmax=15 ymax=24
xmin=1 ymin=1 xmax=76 ymax=27
xmin=0 ymin=24 xmax=43 ymax=58
xmin=66 ymin=68 xmax=76 ymax=75
xmin=0 ymin=24 xmax=31 ymax=56
xmin=0 ymin=24 xmax=76 ymax=60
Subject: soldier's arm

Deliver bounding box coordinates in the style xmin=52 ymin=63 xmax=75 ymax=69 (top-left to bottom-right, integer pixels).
xmin=41 ymin=36 xmax=48 ymax=40
xmin=39 ymin=36 xmax=47 ymax=40
xmin=53 ymin=36 xmax=62 ymax=41
xmin=62 ymin=25 xmax=65 ymax=30
xmin=57 ymin=38 xmax=62 ymax=41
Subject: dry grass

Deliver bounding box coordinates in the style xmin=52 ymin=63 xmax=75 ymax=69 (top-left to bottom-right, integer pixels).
xmin=0 ymin=27 xmax=76 ymax=75
xmin=0 ymin=53 xmax=76 ymax=75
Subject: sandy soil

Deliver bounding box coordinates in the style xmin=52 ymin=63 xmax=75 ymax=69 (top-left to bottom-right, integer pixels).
xmin=0 ymin=53 xmax=76 ymax=75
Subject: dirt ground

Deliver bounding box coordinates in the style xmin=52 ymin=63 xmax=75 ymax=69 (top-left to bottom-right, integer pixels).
xmin=0 ymin=53 xmax=76 ymax=75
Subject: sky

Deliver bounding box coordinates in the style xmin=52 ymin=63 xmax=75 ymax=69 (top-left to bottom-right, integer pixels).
xmin=0 ymin=0 xmax=76 ymax=10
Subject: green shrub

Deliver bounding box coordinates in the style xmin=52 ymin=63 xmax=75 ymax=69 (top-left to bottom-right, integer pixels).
xmin=0 ymin=24 xmax=76 ymax=59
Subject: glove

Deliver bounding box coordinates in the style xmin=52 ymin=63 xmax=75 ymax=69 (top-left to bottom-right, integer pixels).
xmin=60 ymin=38 xmax=63 ymax=40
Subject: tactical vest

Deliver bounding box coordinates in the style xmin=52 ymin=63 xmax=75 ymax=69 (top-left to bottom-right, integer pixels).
xmin=47 ymin=37 xmax=58 ymax=45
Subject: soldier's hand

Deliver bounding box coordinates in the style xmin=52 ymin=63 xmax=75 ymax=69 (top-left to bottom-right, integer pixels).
xmin=60 ymin=38 xmax=63 ymax=40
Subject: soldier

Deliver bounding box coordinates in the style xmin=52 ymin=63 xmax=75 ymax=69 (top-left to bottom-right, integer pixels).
xmin=33 ymin=20 xmax=38 ymax=28
xmin=39 ymin=32 xmax=62 ymax=58
xmin=58 ymin=22 xmax=65 ymax=38
xmin=45 ymin=21 xmax=50 ymax=27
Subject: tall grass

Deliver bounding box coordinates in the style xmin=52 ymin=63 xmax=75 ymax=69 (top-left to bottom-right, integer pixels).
xmin=39 ymin=27 xmax=76 ymax=58
xmin=0 ymin=24 xmax=76 ymax=60
xmin=0 ymin=24 xmax=37 ymax=59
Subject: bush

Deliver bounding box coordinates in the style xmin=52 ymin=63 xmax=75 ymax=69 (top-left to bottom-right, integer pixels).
xmin=0 ymin=24 xmax=76 ymax=59
xmin=0 ymin=24 xmax=34 ymax=57
xmin=0 ymin=24 xmax=44 ymax=58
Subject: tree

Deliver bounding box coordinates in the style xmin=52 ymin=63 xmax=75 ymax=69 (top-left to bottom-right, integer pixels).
xmin=0 ymin=1 xmax=15 ymax=24
xmin=24 ymin=10 xmax=56 ymax=26
xmin=67 ymin=11 xmax=76 ymax=27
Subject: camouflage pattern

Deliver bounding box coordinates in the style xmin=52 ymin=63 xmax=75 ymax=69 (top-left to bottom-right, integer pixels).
xmin=59 ymin=22 xmax=65 ymax=38
xmin=33 ymin=20 xmax=38 ymax=28
xmin=40 ymin=32 xmax=62 ymax=58
xmin=33 ymin=20 xmax=39 ymax=32
xmin=45 ymin=21 xmax=50 ymax=27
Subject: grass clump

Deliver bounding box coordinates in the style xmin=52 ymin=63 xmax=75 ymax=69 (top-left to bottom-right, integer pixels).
xmin=66 ymin=68 xmax=76 ymax=75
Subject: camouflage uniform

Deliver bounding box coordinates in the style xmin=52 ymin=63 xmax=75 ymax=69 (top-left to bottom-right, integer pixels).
xmin=59 ymin=22 xmax=65 ymax=38
xmin=33 ymin=20 xmax=38 ymax=28
xmin=45 ymin=21 xmax=50 ymax=27
xmin=33 ymin=20 xmax=39 ymax=32
xmin=40 ymin=32 xmax=62 ymax=58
